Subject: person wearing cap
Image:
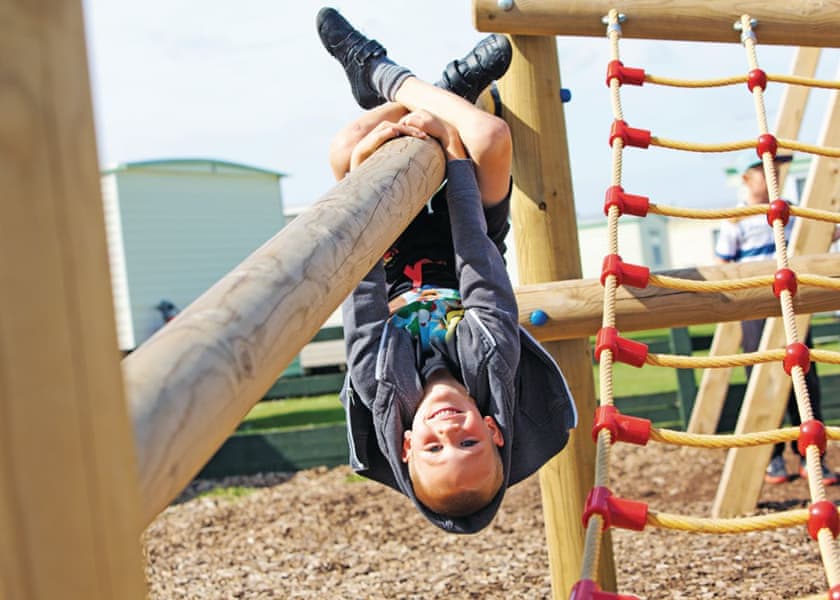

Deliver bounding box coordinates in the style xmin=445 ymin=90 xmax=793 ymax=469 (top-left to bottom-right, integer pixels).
xmin=715 ymin=152 xmax=838 ymax=486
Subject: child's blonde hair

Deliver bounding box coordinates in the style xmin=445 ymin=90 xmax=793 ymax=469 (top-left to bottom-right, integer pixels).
xmin=408 ymin=449 xmax=503 ymax=517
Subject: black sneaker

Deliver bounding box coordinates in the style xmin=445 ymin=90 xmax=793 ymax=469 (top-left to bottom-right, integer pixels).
xmin=437 ymin=34 xmax=513 ymax=105
xmin=316 ymin=7 xmax=387 ymax=109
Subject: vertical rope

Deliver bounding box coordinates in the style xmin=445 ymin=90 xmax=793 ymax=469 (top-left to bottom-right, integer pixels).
xmin=739 ymin=14 xmax=840 ymax=589
xmin=578 ymin=8 xmax=629 ymax=588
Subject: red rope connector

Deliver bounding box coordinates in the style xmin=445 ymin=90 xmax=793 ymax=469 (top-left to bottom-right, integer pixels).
xmin=783 ymin=342 xmax=811 ymax=376
xmin=610 ymin=120 xmax=651 ymax=149
xmin=799 ymin=419 xmax=827 ymax=457
xmin=606 ymin=60 xmax=646 ymax=87
xmin=807 ymin=500 xmax=840 ymax=540
xmin=772 ymin=268 xmax=797 ymax=298
xmin=583 ymin=486 xmax=649 ymax=531
xmin=829 ymin=584 xmax=840 ymax=600
xmin=595 ymin=327 xmax=649 ymax=367
xmin=601 ymin=254 xmax=651 ymax=289
xmin=570 ymin=579 xmax=641 ymax=600
xmin=767 ymin=199 xmax=791 ymax=226
xmin=747 ymin=68 xmax=767 ymax=92
xmin=603 ymin=186 xmax=650 ymax=217
xmin=756 ymin=133 xmax=779 ymax=160
xmin=592 ymin=405 xmax=651 ymax=446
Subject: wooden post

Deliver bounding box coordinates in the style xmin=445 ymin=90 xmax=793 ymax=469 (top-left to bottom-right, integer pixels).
xmin=498 ymin=35 xmax=616 ymax=598
xmin=687 ymin=47 xmax=820 ymax=434
xmin=1 ymin=1 xmax=147 ymax=597
xmin=473 ymin=0 xmax=840 ymax=47
xmin=125 ymin=137 xmax=445 ymax=527
xmin=713 ymin=79 xmax=840 ymax=518
xmin=515 ymin=254 xmax=840 ymax=342
xmin=669 ymin=327 xmax=698 ymax=427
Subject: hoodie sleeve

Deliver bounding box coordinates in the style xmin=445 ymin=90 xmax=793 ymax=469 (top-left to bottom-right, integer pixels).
xmin=341 ymin=260 xmax=390 ymax=408
xmin=445 ymin=159 xmax=520 ymax=372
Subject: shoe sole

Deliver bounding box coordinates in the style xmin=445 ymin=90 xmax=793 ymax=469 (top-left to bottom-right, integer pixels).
xmin=797 ymin=471 xmax=838 ymax=486
xmin=764 ymin=475 xmax=788 ymax=484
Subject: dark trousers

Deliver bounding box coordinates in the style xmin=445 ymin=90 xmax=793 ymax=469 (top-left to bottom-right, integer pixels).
xmin=741 ymin=318 xmax=822 ymax=459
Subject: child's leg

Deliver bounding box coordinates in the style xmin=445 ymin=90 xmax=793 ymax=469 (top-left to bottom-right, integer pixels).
xmin=394 ymin=78 xmax=511 ymax=207
xmin=328 ymin=102 xmax=409 ymax=180
xmin=317 ymin=8 xmax=512 ymax=202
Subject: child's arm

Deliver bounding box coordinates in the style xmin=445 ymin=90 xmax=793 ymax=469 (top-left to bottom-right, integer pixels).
xmin=400 ymin=109 xmax=519 ymax=365
xmin=342 ymin=261 xmax=390 ymax=408
xmin=446 ymin=159 xmax=520 ymax=369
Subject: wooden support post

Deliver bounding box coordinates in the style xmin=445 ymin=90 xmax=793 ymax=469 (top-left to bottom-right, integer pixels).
xmin=669 ymin=328 xmax=698 ymax=428
xmin=124 ymin=137 xmax=445 ymax=527
xmin=687 ymin=47 xmax=820 ymax=434
xmin=687 ymin=322 xmax=742 ymax=433
xmin=516 ymin=254 xmax=840 ymax=342
xmin=473 ymin=0 xmax=840 ymax=47
xmin=713 ymin=77 xmax=840 ymax=518
xmin=498 ymin=35 xmax=616 ymax=598
xmin=1 ymin=1 xmax=147 ymax=597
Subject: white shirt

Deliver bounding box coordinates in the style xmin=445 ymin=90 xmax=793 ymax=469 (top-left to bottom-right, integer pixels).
xmin=715 ymin=210 xmax=794 ymax=263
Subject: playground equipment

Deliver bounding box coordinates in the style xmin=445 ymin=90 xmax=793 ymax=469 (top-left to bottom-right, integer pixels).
xmin=3 ymin=2 xmax=444 ymax=596
xmin=6 ymin=1 xmax=840 ymax=599
xmin=475 ymin=1 xmax=840 ymax=598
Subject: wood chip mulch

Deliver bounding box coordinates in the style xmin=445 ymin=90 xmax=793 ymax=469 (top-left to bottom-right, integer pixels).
xmin=143 ymin=442 xmax=840 ymax=599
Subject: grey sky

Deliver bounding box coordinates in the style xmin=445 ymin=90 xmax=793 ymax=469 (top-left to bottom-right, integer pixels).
xmin=82 ymin=1 xmax=840 ymax=219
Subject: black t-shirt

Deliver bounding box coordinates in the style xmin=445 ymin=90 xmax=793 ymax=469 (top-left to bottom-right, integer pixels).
xmin=383 ymin=182 xmax=511 ymax=300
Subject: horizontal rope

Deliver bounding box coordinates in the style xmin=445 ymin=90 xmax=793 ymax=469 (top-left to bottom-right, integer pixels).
xmin=646 ymin=349 xmax=783 ymax=369
xmin=644 ymin=73 xmax=745 ymax=88
xmin=793 ymin=206 xmax=840 ymax=224
xmin=648 ymin=135 xmax=840 ymax=159
xmin=811 ymin=349 xmax=840 ymax=365
xmin=649 ymin=273 xmax=771 ymax=293
xmin=650 ymin=137 xmax=754 ymax=153
xmin=650 ymin=426 xmax=797 ymax=448
xmin=769 ymin=73 xmax=840 ymax=90
xmin=649 ymin=426 xmax=840 ymax=449
xmin=649 ymin=203 xmax=765 ymax=220
xmin=648 ymin=507 xmax=809 ymax=533
xmin=647 ymin=202 xmax=840 ymax=224
xmin=644 ymin=72 xmax=840 ymax=90
xmin=798 ymin=274 xmax=840 ymax=290
xmin=780 ymin=138 xmax=840 ymax=158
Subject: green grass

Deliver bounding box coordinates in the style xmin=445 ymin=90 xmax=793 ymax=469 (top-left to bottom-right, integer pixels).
xmin=195 ymin=486 xmax=255 ymax=500
xmin=237 ymin=394 xmax=343 ymax=433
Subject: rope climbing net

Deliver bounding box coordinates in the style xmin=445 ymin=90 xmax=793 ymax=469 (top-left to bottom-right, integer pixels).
xmin=573 ymin=11 xmax=840 ymax=600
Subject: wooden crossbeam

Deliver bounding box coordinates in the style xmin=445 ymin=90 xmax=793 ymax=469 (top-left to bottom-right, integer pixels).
xmin=517 ymin=253 xmax=840 ymax=342
xmin=124 ymin=137 xmax=445 ymax=527
xmin=473 ymin=0 xmax=840 ymax=47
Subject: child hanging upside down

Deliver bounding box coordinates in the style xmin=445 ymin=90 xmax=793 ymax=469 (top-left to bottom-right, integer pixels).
xmin=318 ymin=6 xmax=578 ymax=534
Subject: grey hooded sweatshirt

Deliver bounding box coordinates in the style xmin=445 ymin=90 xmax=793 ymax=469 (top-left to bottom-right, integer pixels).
xmin=340 ymin=159 xmax=577 ymax=534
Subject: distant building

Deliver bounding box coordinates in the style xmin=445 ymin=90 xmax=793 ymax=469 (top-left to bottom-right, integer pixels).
xmin=101 ymin=158 xmax=286 ymax=352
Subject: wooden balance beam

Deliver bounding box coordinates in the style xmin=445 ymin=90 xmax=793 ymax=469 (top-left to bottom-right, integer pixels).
xmin=124 ymin=136 xmax=445 ymax=527
xmin=473 ymin=0 xmax=840 ymax=47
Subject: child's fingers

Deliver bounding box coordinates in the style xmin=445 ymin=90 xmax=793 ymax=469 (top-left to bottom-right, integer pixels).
xmin=399 ymin=113 xmax=431 ymax=131
xmin=373 ymin=121 xmax=426 ymax=140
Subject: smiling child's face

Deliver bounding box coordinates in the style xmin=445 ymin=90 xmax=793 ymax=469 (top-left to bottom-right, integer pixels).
xmin=401 ymin=370 xmax=504 ymax=511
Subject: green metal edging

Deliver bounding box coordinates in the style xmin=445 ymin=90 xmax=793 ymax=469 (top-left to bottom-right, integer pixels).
xmin=198 ymin=424 xmax=349 ymax=478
